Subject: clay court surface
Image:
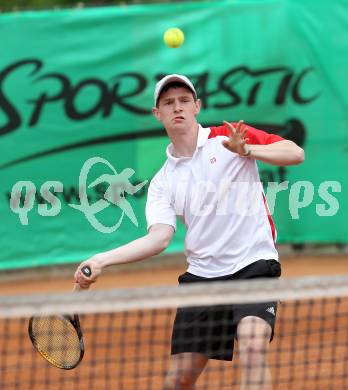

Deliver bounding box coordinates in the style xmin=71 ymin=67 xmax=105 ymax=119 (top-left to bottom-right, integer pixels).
xmin=1 ymin=253 xmax=348 ymax=294
xmin=1 ymin=253 xmax=348 ymax=389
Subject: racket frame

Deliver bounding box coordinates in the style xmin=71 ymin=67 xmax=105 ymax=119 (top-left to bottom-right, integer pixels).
xmin=28 ymin=265 xmax=91 ymax=370
xmin=28 ymin=313 xmax=85 ymax=370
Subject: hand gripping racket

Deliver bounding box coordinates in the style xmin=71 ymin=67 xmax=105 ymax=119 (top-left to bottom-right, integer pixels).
xmin=28 ymin=265 xmax=92 ymax=370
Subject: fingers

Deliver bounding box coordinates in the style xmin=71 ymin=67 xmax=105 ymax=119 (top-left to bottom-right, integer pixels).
xmin=236 ymin=119 xmax=244 ymax=133
xmin=223 ymin=120 xmax=245 ymax=137
xmin=74 ymin=261 xmax=98 ymax=289
xmin=240 ymin=127 xmax=247 ymax=138
xmin=222 ymin=139 xmax=229 ymax=149
xmin=223 ymin=120 xmax=236 ymax=136
xmin=222 ymin=120 xmax=250 ymax=156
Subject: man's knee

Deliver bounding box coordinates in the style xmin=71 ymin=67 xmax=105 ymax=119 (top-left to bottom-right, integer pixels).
xmin=163 ymin=372 xmax=196 ymax=390
xmin=239 ymin=339 xmax=269 ymax=368
xmin=237 ymin=316 xmax=272 ymax=367
xmin=164 ymin=352 xmax=208 ymax=390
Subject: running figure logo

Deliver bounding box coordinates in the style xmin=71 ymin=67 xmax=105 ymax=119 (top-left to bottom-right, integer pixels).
xmin=69 ymin=157 xmax=148 ymax=233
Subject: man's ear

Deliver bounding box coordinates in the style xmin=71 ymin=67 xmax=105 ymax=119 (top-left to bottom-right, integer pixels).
xmin=152 ymin=107 xmax=161 ymax=121
xmin=194 ymin=99 xmax=201 ymax=116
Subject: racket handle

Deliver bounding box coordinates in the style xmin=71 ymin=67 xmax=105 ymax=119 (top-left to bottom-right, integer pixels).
xmin=73 ymin=265 xmax=92 ymax=292
xmin=81 ymin=265 xmax=92 ymax=278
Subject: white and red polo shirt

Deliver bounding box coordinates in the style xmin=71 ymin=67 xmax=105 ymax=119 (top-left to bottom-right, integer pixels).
xmin=146 ymin=123 xmax=284 ymax=278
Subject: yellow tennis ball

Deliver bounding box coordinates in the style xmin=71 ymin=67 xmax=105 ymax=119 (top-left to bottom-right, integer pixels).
xmin=163 ymin=28 xmax=185 ymax=48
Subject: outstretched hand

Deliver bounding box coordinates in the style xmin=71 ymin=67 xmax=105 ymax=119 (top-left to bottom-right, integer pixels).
xmin=222 ymin=120 xmax=251 ymax=157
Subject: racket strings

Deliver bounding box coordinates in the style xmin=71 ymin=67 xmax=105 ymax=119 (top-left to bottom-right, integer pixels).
xmin=30 ymin=316 xmax=82 ymax=369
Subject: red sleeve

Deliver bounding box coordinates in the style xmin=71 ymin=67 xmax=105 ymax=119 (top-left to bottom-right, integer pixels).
xmin=209 ymin=123 xmax=284 ymax=145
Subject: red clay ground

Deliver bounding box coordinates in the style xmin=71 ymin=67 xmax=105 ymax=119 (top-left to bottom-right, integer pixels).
xmin=1 ymin=254 xmax=347 ymax=295
xmin=1 ymin=254 xmax=348 ymax=389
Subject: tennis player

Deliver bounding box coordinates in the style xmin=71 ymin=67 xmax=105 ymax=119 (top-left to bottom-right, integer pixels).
xmin=75 ymin=74 xmax=304 ymax=389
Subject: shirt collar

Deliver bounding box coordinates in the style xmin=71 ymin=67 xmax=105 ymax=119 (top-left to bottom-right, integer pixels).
xmin=166 ymin=125 xmax=211 ymax=167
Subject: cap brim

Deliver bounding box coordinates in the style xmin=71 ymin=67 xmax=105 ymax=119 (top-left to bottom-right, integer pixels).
xmin=154 ymin=74 xmax=197 ymax=105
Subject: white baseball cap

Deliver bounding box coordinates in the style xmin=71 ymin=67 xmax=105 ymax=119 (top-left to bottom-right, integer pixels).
xmin=154 ymin=74 xmax=197 ymax=106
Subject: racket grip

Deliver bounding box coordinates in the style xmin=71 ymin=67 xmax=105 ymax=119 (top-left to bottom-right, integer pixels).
xmin=81 ymin=265 xmax=92 ymax=278
xmin=73 ymin=265 xmax=92 ymax=292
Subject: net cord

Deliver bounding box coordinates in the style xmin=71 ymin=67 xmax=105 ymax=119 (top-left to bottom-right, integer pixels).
xmin=1 ymin=275 xmax=348 ymax=318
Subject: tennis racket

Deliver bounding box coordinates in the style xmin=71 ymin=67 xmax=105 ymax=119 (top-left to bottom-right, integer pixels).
xmin=28 ymin=265 xmax=92 ymax=370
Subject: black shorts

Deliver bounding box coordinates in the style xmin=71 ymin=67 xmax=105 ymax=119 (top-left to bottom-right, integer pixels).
xmin=171 ymin=259 xmax=281 ymax=361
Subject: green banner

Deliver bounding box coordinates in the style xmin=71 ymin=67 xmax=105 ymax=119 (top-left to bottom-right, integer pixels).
xmin=1 ymin=0 xmax=347 ymax=269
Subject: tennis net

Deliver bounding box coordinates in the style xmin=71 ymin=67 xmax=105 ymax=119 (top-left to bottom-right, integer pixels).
xmin=1 ymin=275 xmax=348 ymax=389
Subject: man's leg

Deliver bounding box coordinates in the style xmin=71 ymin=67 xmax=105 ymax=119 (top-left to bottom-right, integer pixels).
xmin=164 ymin=352 xmax=208 ymax=390
xmin=237 ymin=316 xmax=273 ymax=390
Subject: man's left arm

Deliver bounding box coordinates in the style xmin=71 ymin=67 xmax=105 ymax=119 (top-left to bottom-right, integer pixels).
xmin=246 ymin=140 xmax=304 ymax=166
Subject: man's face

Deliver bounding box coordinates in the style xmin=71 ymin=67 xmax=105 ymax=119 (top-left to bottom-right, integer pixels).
xmin=152 ymin=87 xmax=201 ymax=136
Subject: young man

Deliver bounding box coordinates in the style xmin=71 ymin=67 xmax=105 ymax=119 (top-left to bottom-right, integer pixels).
xmin=75 ymin=74 xmax=304 ymax=389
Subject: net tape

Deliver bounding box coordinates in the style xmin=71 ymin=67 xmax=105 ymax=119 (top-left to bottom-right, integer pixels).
xmin=2 ymin=274 xmax=348 ymax=318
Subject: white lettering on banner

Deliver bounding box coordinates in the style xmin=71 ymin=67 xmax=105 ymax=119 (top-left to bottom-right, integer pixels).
xmin=190 ymin=181 xmax=216 ymax=217
xmin=10 ymin=181 xmax=36 ymax=225
xmin=264 ymin=181 xmax=289 ymax=215
xmin=316 ymin=181 xmax=341 ymax=217
xmin=69 ymin=157 xmax=148 ymax=233
xmin=8 ymin=169 xmax=341 ymax=230
xmin=8 ymin=157 xmax=148 ymax=233
xmin=289 ymin=181 xmax=315 ymax=220
xmin=38 ymin=181 xmax=63 ymax=217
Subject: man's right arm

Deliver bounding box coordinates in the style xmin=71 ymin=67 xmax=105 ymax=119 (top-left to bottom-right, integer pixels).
xmin=74 ymin=223 xmax=174 ymax=288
